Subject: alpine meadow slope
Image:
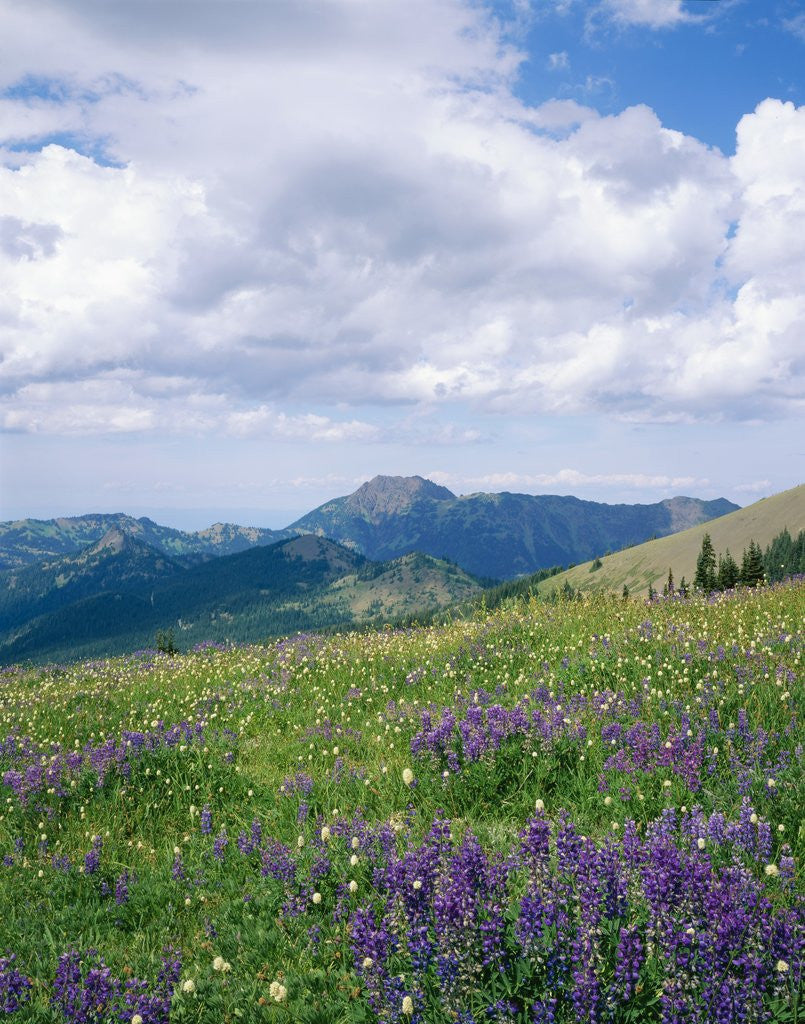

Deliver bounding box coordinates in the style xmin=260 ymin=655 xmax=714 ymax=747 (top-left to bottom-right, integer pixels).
xmin=0 ymin=571 xmax=801 ymax=1022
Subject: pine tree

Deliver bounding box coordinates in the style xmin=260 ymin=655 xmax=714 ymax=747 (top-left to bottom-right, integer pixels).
xmin=717 ymin=550 xmax=739 ymax=591
xmin=764 ymin=528 xmax=793 ymax=582
xmin=678 ymin=576 xmax=689 ymax=597
xmin=663 ymin=567 xmax=674 ymax=596
xmin=622 ymin=583 xmax=630 ymax=599
xmin=739 ymin=541 xmax=765 ymax=587
xmin=694 ymin=533 xmax=717 ymax=592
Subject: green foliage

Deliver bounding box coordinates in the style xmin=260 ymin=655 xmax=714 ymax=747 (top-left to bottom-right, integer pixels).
xmin=740 ymin=540 xmax=766 ymax=587
xmin=717 ymin=549 xmax=739 ymax=590
xmin=764 ymin=528 xmax=805 ymax=582
xmin=156 ymin=628 xmax=178 ymax=655
xmin=694 ymin=532 xmax=717 ymax=592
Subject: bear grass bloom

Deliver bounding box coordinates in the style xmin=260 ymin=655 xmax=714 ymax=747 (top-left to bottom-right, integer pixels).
xmin=269 ymin=980 xmax=287 ymax=1002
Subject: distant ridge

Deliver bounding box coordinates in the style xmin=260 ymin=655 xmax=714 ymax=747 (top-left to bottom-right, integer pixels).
xmin=536 ymin=483 xmax=805 ymax=597
xmin=0 ymin=513 xmax=289 ymax=570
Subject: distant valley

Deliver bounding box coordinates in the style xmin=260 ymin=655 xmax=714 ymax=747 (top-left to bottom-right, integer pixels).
xmin=0 ymin=474 xmax=743 ymax=663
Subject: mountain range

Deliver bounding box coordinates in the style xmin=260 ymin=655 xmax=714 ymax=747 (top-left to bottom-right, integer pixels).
xmin=0 ymin=475 xmax=741 ymax=663
xmin=289 ymin=476 xmax=737 ymax=578
xmin=1 ymin=475 xmax=737 ymax=577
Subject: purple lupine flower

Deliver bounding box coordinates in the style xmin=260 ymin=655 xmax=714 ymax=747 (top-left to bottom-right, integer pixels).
xmin=171 ymin=854 xmax=185 ymax=881
xmin=52 ymin=949 xmax=119 ymax=1023
xmin=0 ymin=954 xmax=32 ymax=1013
xmin=84 ymin=836 xmax=102 ymax=875
xmin=212 ymin=829 xmax=228 ymax=861
xmin=114 ymin=871 xmax=130 ymax=905
xmin=613 ymin=924 xmax=643 ymax=1001
xmin=260 ymin=839 xmax=296 ymax=884
xmin=199 ymin=805 xmax=212 ymax=835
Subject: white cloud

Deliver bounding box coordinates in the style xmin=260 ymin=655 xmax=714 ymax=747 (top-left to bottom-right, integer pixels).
xmin=225 ymin=407 xmax=380 ymax=443
xmin=733 ymin=479 xmax=772 ymax=494
xmin=547 ymin=50 xmax=570 ymax=70
xmin=599 ymin=0 xmax=693 ymax=29
xmin=0 ymin=0 xmax=802 ymax=444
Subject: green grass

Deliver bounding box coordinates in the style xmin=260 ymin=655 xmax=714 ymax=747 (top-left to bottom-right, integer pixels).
xmin=0 ymin=581 xmax=801 ymax=1021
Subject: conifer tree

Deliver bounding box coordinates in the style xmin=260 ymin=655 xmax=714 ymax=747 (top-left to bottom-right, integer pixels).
xmin=717 ymin=550 xmax=739 ymax=591
xmin=740 ymin=541 xmax=765 ymax=587
xmin=694 ymin=533 xmax=717 ymax=592
xmin=678 ymin=576 xmax=688 ymax=597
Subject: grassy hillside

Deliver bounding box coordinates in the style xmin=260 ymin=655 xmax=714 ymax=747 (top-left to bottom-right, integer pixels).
xmin=0 ymin=581 xmax=801 ymax=1022
xmin=324 ymin=551 xmax=484 ymax=619
xmin=538 ymin=483 xmax=805 ymax=598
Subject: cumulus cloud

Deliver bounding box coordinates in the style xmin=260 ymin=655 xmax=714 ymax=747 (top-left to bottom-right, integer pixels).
xmin=0 ymin=0 xmax=802 ymax=443
xmin=225 ymin=407 xmax=380 ymax=443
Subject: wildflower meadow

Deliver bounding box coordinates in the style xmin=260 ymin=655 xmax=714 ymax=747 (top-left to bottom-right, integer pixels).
xmin=0 ymin=580 xmax=802 ymax=1022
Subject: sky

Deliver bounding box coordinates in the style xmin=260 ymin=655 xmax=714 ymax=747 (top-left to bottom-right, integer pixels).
xmin=1 ymin=0 xmax=804 ymax=530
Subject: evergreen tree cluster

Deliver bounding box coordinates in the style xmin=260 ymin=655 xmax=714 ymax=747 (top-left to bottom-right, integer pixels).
xmin=763 ymin=528 xmax=805 ymax=582
xmin=691 ymin=528 xmax=804 ymax=594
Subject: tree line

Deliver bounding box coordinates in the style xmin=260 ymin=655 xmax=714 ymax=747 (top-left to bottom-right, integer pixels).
xmin=688 ymin=527 xmax=805 ymax=594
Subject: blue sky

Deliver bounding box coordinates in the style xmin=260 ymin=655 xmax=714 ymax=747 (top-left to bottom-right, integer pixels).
xmin=505 ymin=0 xmax=805 ymax=154
xmin=0 ymin=0 xmax=803 ymax=529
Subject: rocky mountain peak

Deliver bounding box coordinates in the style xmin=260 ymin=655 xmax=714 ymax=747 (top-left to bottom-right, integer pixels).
xmin=87 ymin=526 xmax=134 ymax=556
xmin=347 ymin=475 xmax=455 ymax=519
